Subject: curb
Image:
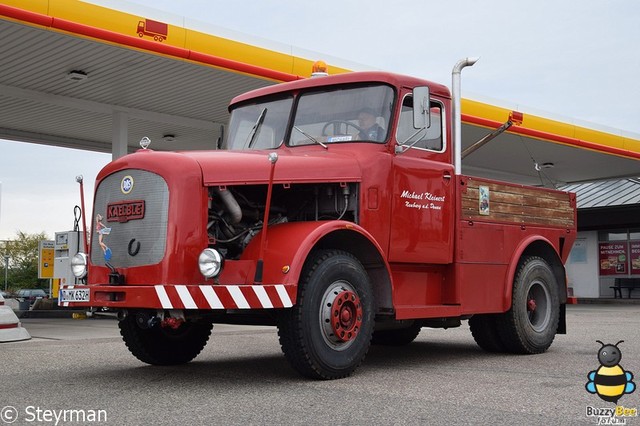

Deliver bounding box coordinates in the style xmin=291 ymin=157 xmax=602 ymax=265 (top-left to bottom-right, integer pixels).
xmin=575 ymin=298 xmax=640 ymax=305
xmin=15 ymin=309 xmax=88 ymax=319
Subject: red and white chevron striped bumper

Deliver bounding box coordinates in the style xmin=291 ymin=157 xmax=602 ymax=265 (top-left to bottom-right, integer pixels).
xmin=58 ymin=284 xmax=296 ymax=310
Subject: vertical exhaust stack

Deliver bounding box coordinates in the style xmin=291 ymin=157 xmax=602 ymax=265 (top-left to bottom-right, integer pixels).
xmin=452 ymin=57 xmax=479 ymax=175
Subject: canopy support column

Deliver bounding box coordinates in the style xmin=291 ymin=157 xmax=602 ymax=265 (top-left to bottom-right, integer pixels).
xmin=112 ymin=111 xmax=128 ymax=160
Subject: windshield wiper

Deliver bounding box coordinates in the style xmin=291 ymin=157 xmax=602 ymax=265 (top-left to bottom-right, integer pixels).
xmin=293 ymin=125 xmax=327 ymax=149
xmin=244 ymin=108 xmax=267 ymax=149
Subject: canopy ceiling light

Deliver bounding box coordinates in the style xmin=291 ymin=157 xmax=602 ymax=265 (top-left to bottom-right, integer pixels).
xmin=66 ymin=70 xmax=88 ymax=82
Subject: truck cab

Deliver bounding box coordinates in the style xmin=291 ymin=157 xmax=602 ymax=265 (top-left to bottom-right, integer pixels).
xmin=64 ymin=70 xmax=576 ymax=380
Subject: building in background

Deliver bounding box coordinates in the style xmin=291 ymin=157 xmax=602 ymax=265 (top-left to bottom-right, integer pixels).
xmin=564 ymin=179 xmax=640 ymax=298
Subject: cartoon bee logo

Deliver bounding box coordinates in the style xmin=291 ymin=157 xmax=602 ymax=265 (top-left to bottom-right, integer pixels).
xmin=586 ymin=340 xmax=636 ymax=403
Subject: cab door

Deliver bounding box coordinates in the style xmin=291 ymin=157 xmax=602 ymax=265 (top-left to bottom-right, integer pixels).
xmin=388 ymin=95 xmax=454 ymax=264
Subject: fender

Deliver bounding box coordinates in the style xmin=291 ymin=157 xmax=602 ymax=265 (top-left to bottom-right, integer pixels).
xmin=242 ymin=220 xmax=391 ymax=288
xmin=502 ymin=234 xmax=564 ymax=311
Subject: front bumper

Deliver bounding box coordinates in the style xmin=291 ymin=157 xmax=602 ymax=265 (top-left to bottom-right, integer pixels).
xmin=58 ymin=284 xmax=296 ymax=310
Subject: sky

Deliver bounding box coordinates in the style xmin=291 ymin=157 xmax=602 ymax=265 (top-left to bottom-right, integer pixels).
xmin=1 ymin=0 xmax=639 ymax=240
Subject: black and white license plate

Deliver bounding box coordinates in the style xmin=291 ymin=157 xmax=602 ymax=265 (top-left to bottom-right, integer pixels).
xmin=60 ymin=289 xmax=90 ymax=303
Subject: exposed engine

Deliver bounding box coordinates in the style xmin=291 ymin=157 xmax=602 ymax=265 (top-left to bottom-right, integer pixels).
xmin=207 ymin=183 xmax=359 ymax=259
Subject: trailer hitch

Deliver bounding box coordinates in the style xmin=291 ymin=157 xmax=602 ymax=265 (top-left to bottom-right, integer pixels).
xmin=106 ymin=262 xmax=125 ymax=285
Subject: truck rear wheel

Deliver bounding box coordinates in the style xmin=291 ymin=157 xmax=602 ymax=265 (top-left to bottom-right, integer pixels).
xmin=371 ymin=320 xmax=422 ymax=346
xmin=469 ymin=314 xmax=506 ymax=352
xmin=278 ymin=249 xmax=374 ymax=380
xmin=497 ymin=256 xmax=560 ymax=354
xmin=119 ymin=313 xmax=213 ymax=365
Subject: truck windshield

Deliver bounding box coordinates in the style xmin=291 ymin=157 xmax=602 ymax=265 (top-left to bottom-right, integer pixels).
xmin=288 ymin=85 xmax=394 ymax=146
xmin=223 ymin=84 xmax=395 ymax=150
xmin=224 ymin=96 xmax=293 ymax=150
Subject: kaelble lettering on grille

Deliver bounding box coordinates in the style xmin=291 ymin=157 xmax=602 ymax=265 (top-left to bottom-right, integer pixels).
xmin=106 ymin=200 xmax=146 ymax=223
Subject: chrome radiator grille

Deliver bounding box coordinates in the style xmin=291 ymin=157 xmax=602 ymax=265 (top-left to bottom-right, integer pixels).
xmin=91 ymin=169 xmax=168 ymax=268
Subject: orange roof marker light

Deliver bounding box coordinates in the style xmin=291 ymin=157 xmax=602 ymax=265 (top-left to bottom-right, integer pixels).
xmin=509 ymin=110 xmax=524 ymax=126
xmin=311 ymin=60 xmax=329 ymax=78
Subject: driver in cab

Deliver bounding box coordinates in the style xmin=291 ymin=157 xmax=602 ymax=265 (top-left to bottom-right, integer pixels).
xmin=356 ymin=108 xmax=385 ymax=141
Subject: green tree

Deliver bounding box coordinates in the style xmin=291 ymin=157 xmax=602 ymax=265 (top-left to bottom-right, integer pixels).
xmin=1 ymin=231 xmax=50 ymax=291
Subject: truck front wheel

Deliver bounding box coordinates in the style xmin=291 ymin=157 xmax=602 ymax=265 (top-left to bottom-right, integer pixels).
xmin=498 ymin=256 xmax=560 ymax=354
xmin=278 ymin=250 xmax=374 ymax=379
xmin=119 ymin=313 xmax=213 ymax=365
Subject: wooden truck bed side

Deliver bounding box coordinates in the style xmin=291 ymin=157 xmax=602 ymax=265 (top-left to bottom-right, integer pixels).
xmin=460 ymin=176 xmax=575 ymax=229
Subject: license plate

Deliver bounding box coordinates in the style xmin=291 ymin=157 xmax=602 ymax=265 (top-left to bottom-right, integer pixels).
xmin=60 ymin=289 xmax=90 ymax=302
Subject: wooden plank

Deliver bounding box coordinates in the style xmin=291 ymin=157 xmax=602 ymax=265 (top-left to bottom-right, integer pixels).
xmin=464 ymin=178 xmax=570 ymax=201
xmin=461 ymin=199 xmax=574 ymax=221
xmin=461 ymin=208 xmax=575 ymax=227
xmin=461 ymin=196 xmax=574 ymax=214
xmin=463 ymin=188 xmax=573 ymax=211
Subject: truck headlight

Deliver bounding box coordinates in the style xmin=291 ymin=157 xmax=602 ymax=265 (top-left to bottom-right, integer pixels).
xmin=71 ymin=252 xmax=88 ymax=278
xmin=199 ymin=248 xmax=224 ymax=278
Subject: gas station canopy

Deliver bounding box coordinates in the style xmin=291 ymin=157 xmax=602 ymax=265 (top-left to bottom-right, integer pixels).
xmin=1 ymin=0 xmax=639 ymax=187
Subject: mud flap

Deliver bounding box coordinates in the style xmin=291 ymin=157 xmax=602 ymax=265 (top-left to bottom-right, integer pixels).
xmin=557 ymin=303 xmax=566 ymax=334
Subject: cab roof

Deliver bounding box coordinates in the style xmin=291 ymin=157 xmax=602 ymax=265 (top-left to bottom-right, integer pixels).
xmin=230 ymin=71 xmax=451 ymax=108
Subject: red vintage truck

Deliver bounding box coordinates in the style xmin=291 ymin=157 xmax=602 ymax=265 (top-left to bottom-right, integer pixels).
xmin=62 ymin=59 xmax=576 ymax=379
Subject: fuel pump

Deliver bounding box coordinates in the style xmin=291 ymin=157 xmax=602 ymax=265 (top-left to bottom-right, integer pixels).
xmin=53 ymin=230 xmax=85 ymax=288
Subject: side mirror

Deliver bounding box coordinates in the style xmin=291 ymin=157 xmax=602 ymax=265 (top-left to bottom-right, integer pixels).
xmin=216 ymin=124 xmax=225 ymax=150
xmin=412 ymin=86 xmax=430 ymax=129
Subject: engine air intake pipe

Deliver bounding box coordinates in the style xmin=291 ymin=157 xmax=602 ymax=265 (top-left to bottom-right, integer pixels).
xmin=217 ymin=188 xmax=242 ymax=224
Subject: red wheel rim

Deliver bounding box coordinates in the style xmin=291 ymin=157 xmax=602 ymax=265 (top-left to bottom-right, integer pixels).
xmin=330 ymin=290 xmax=362 ymax=342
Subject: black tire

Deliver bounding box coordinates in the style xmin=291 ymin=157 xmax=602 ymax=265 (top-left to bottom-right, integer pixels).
xmin=469 ymin=314 xmax=506 ymax=352
xmin=278 ymin=249 xmax=374 ymax=380
xmin=371 ymin=321 xmax=422 ymax=346
xmin=497 ymin=256 xmax=560 ymax=354
xmin=119 ymin=313 xmax=213 ymax=365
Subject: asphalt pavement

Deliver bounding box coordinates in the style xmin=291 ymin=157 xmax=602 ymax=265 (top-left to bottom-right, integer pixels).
xmin=2 ymin=304 xmax=640 ymax=425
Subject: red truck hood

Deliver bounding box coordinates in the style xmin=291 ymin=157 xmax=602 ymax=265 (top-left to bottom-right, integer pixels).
xmin=182 ymin=149 xmax=363 ymax=185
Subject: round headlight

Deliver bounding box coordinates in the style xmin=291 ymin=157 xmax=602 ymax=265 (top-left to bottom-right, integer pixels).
xmin=71 ymin=252 xmax=88 ymax=278
xmin=199 ymin=248 xmax=224 ymax=278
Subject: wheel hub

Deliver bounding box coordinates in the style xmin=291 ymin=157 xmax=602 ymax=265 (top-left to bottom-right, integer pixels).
xmin=526 ymin=280 xmax=551 ymax=332
xmin=330 ymin=290 xmax=363 ymax=342
xmin=320 ymin=281 xmax=365 ymax=350
xmin=527 ymin=298 xmax=537 ymax=312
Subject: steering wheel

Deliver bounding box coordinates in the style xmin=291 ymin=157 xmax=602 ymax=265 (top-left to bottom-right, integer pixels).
xmin=322 ymin=120 xmax=364 ymax=136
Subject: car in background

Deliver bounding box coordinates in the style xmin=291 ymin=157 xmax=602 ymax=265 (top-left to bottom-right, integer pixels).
xmin=16 ymin=288 xmax=48 ymax=304
xmin=0 ymin=290 xmax=13 ymax=298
